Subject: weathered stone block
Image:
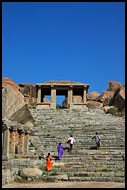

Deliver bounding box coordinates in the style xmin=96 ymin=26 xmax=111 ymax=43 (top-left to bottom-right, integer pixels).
xmin=20 ymin=168 xmax=42 ymax=178
xmin=86 ymin=101 xmax=103 ymax=109
xmin=2 ymin=85 xmax=25 ymax=119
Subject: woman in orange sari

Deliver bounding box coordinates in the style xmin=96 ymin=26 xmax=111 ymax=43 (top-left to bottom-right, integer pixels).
xmin=46 ymin=153 xmax=52 ymax=171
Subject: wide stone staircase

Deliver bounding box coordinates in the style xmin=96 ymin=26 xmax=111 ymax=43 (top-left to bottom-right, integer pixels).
xmin=29 ymin=108 xmax=125 ymax=183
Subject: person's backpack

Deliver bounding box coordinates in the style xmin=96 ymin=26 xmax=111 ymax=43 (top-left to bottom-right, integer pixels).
xmin=66 ymin=139 xmax=71 ymax=144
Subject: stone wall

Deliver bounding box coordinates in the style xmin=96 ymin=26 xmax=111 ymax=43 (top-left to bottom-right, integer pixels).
xmin=2 ymin=84 xmax=35 ymax=185
xmin=2 ymin=168 xmax=18 ymax=185
xmin=2 ymin=159 xmax=43 ymax=185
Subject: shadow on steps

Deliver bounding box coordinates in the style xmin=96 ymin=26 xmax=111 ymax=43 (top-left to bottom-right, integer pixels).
xmin=63 ymin=147 xmax=70 ymax=152
xmin=90 ymin=146 xmax=97 ymax=150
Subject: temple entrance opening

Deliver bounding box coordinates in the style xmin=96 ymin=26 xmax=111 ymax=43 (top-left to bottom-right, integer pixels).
xmin=56 ymin=96 xmax=65 ymax=109
xmin=44 ymin=93 xmax=67 ymax=109
xmin=36 ymin=81 xmax=90 ymax=109
xmin=44 ymin=95 xmax=51 ymax=103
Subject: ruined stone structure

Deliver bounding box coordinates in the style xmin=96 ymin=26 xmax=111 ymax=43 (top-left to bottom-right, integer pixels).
xmin=36 ymin=81 xmax=90 ymax=109
xmin=2 ymin=120 xmax=33 ymax=161
xmin=17 ymin=79 xmax=124 ymax=111
xmin=2 ymin=79 xmax=125 ymax=185
xmin=2 ymin=85 xmax=34 ymax=161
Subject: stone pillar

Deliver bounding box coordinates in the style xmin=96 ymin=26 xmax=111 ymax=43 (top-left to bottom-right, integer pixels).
xmin=50 ymin=87 xmax=56 ymax=109
xmin=18 ymin=130 xmax=25 ymax=154
xmin=2 ymin=128 xmax=10 ymax=159
xmin=68 ymin=87 xmax=73 ymax=108
xmin=9 ymin=129 xmax=17 ymax=155
xmin=24 ymin=131 xmax=30 ymax=155
xmin=37 ymin=86 xmax=41 ymax=103
xmin=83 ymin=88 xmax=87 ymax=103
xmin=2 ymin=132 xmax=3 ymax=154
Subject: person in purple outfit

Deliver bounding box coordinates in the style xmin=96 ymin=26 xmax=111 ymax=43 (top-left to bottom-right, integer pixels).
xmin=57 ymin=143 xmax=64 ymax=160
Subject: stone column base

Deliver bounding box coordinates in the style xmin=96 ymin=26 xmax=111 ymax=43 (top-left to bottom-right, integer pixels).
xmin=69 ymin=104 xmax=74 ymax=109
xmin=50 ymin=103 xmax=56 ymax=109
xmin=2 ymin=156 xmax=9 ymax=161
xmin=36 ymin=103 xmax=50 ymax=109
xmin=71 ymin=103 xmax=87 ymax=109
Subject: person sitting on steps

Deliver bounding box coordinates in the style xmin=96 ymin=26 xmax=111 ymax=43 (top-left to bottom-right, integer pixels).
xmin=92 ymin=132 xmax=101 ymax=150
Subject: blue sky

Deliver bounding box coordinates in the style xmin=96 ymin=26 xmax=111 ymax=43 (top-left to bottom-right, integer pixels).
xmin=2 ymin=2 xmax=125 ymax=105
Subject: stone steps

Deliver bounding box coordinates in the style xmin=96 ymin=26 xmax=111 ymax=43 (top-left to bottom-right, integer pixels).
xmin=32 ymin=172 xmax=125 ymax=183
xmin=28 ymin=108 xmax=125 ymax=182
xmin=36 ymin=146 xmax=125 ymax=150
xmin=48 ymin=171 xmax=125 ymax=177
xmin=36 ymin=140 xmax=125 ymax=144
xmin=20 ymin=174 xmax=124 ymax=183
xmin=51 ymin=164 xmax=125 ymax=170
xmin=52 ymin=157 xmax=125 ymax=162
xmin=68 ymin=176 xmax=124 ymax=183
xmin=51 ymin=163 xmax=125 ymax=172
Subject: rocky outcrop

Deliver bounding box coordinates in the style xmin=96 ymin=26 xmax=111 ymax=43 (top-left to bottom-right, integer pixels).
xmin=107 ymin=81 xmax=123 ymax=92
xmin=72 ymin=96 xmax=83 ymax=104
xmin=86 ymin=81 xmax=125 ymax=111
xmin=2 ymin=77 xmax=24 ymax=99
xmin=102 ymin=106 xmax=114 ymax=113
xmin=86 ymin=101 xmax=103 ymax=109
xmin=62 ymin=98 xmax=68 ymax=108
xmin=109 ymin=86 xmax=125 ymax=111
xmin=95 ymin=91 xmax=115 ymax=106
xmin=62 ymin=96 xmax=83 ymax=108
xmin=19 ymin=83 xmax=37 ymax=98
xmin=43 ymin=98 xmax=50 ymax=103
xmin=86 ymin=91 xmax=100 ymax=101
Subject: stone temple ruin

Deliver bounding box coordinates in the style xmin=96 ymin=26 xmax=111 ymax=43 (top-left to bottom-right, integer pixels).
xmin=18 ymin=80 xmax=125 ymax=112
xmin=2 ymin=85 xmax=35 ymax=161
xmin=2 ymin=78 xmax=125 ymax=185
xmin=2 ymin=79 xmax=90 ymax=162
xmin=36 ymin=81 xmax=90 ymax=109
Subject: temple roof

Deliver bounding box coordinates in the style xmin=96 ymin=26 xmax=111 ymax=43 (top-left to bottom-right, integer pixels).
xmin=36 ymin=80 xmax=89 ymax=86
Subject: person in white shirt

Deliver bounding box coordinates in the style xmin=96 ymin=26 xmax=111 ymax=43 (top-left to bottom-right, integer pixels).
xmin=92 ymin=132 xmax=100 ymax=149
xmin=68 ymin=135 xmax=75 ymax=153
